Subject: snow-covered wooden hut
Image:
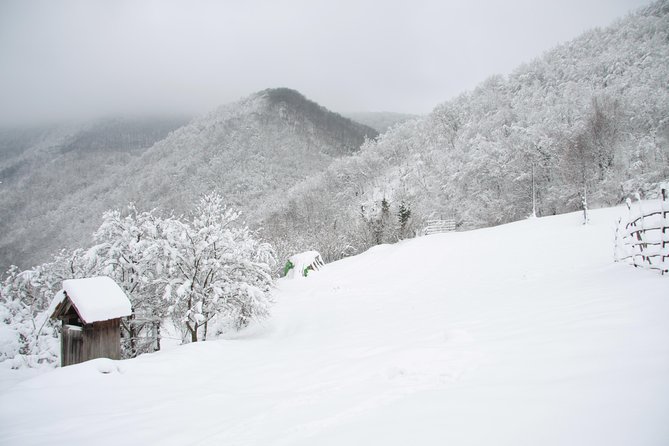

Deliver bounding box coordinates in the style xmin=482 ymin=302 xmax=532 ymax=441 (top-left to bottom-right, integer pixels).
xmin=51 ymin=276 xmax=132 ymax=367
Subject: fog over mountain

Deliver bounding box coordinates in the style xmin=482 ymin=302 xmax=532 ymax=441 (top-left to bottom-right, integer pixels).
xmin=0 ymin=0 xmax=651 ymax=124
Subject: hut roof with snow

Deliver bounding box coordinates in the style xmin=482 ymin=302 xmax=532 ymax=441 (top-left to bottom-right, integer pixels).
xmin=51 ymin=276 xmax=132 ymax=366
xmin=51 ymin=276 xmax=132 ymax=324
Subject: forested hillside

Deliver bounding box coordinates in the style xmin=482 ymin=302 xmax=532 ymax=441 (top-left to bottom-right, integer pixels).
xmin=0 ymin=89 xmax=377 ymax=271
xmin=261 ymin=0 xmax=669 ymax=262
xmin=120 ymin=88 xmax=376 ymax=219
xmin=0 ymin=117 xmax=188 ymax=271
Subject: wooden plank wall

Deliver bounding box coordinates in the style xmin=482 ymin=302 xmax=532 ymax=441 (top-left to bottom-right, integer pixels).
xmin=83 ymin=319 xmax=122 ymax=361
xmin=61 ymin=325 xmax=83 ymax=367
xmin=61 ymin=319 xmax=122 ymax=366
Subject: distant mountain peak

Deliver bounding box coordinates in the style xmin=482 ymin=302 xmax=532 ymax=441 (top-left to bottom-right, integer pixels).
xmin=258 ymin=87 xmax=338 ymax=115
xmin=258 ymin=87 xmax=308 ymax=104
xmin=201 ymin=88 xmax=377 ymax=140
xmin=255 ymin=87 xmax=327 ymax=117
xmin=250 ymin=87 xmax=378 ymax=140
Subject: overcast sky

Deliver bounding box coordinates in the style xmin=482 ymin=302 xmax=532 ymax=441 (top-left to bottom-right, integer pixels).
xmin=0 ymin=0 xmax=652 ymax=124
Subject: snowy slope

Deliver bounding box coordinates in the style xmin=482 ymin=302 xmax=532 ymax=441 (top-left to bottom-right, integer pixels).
xmin=1 ymin=206 xmax=668 ymax=445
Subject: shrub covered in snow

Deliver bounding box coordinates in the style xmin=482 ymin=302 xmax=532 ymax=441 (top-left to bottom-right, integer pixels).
xmin=0 ymin=193 xmax=276 ymax=368
xmin=0 ymin=266 xmax=61 ymax=368
xmin=160 ymin=194 xmax=276 ymax=341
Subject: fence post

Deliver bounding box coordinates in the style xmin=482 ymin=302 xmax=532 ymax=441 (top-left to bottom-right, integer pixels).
xmin=662 ymin=186 xmax=668 ymax=274
xmin=626 ymin=198 xmax=638 ymax=268
xmin=614 ymin=217 xmax=622 ymax=262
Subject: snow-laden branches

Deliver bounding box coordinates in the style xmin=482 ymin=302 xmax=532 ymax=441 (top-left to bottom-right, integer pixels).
xmin=0 ymin=193 xmax=276 ymax=368
xmin=159 ymin=194 xmax=275 ymax=342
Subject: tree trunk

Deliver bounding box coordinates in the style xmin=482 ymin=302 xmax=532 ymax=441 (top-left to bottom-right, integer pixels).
xmin=185 ymin=321 xmax=198 ymax=343
xmin=154 ymin=321 xmax=161 ymax=352
xmin=582 ymin=185 xmax=589 ymax=225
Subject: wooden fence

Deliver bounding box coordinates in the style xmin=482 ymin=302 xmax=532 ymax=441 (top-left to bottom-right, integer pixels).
xmin=423 ymin=219 xmax=456 ymax=236
xmin=614 ymin=186 xmax=668 ymax=275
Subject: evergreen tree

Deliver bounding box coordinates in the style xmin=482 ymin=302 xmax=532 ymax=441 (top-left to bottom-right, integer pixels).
xmin=398 ymin=201 xmax=412 ymax=239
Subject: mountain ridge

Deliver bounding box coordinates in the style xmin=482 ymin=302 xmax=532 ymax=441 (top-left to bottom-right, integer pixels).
xmin=0 ymin=89 xmax=377 ymax=271
xmin=259 ymin=0 xmax=669 ymax=263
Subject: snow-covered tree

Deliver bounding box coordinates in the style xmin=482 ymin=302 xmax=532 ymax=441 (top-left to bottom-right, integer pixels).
xmin=0 ymin=266 xmax=56 ymax=367
xmin=0 ymin=193 xmax=277 ymax=366
xmin=91 ymin=205 xmax=169 ymax=356
xmin=160 ymin=193 xmax=275 ymax=342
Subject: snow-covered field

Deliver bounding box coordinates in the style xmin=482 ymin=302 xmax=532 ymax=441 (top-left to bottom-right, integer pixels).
xmin=1 ymin=206 xmax=668 ymax=445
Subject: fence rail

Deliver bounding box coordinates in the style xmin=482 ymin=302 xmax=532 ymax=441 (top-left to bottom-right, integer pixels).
xmin=423 ymin=219 xmax=456 ymax=235
xmin=614 ymin=186 xmax=668 ymax=275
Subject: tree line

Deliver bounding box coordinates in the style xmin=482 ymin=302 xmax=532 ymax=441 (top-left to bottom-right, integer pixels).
xmin=0 ymin=193 xmax=275 ymax=368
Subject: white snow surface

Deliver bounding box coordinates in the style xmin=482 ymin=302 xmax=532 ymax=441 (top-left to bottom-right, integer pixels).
xmin=59 ymin=276 xmax=132 ymax=323
xmin=1 ymin=206 xmax=668 ymax=445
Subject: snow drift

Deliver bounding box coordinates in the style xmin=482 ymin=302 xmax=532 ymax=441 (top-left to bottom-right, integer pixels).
xmin=0 ymin=205 xmax=667 ymax=445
